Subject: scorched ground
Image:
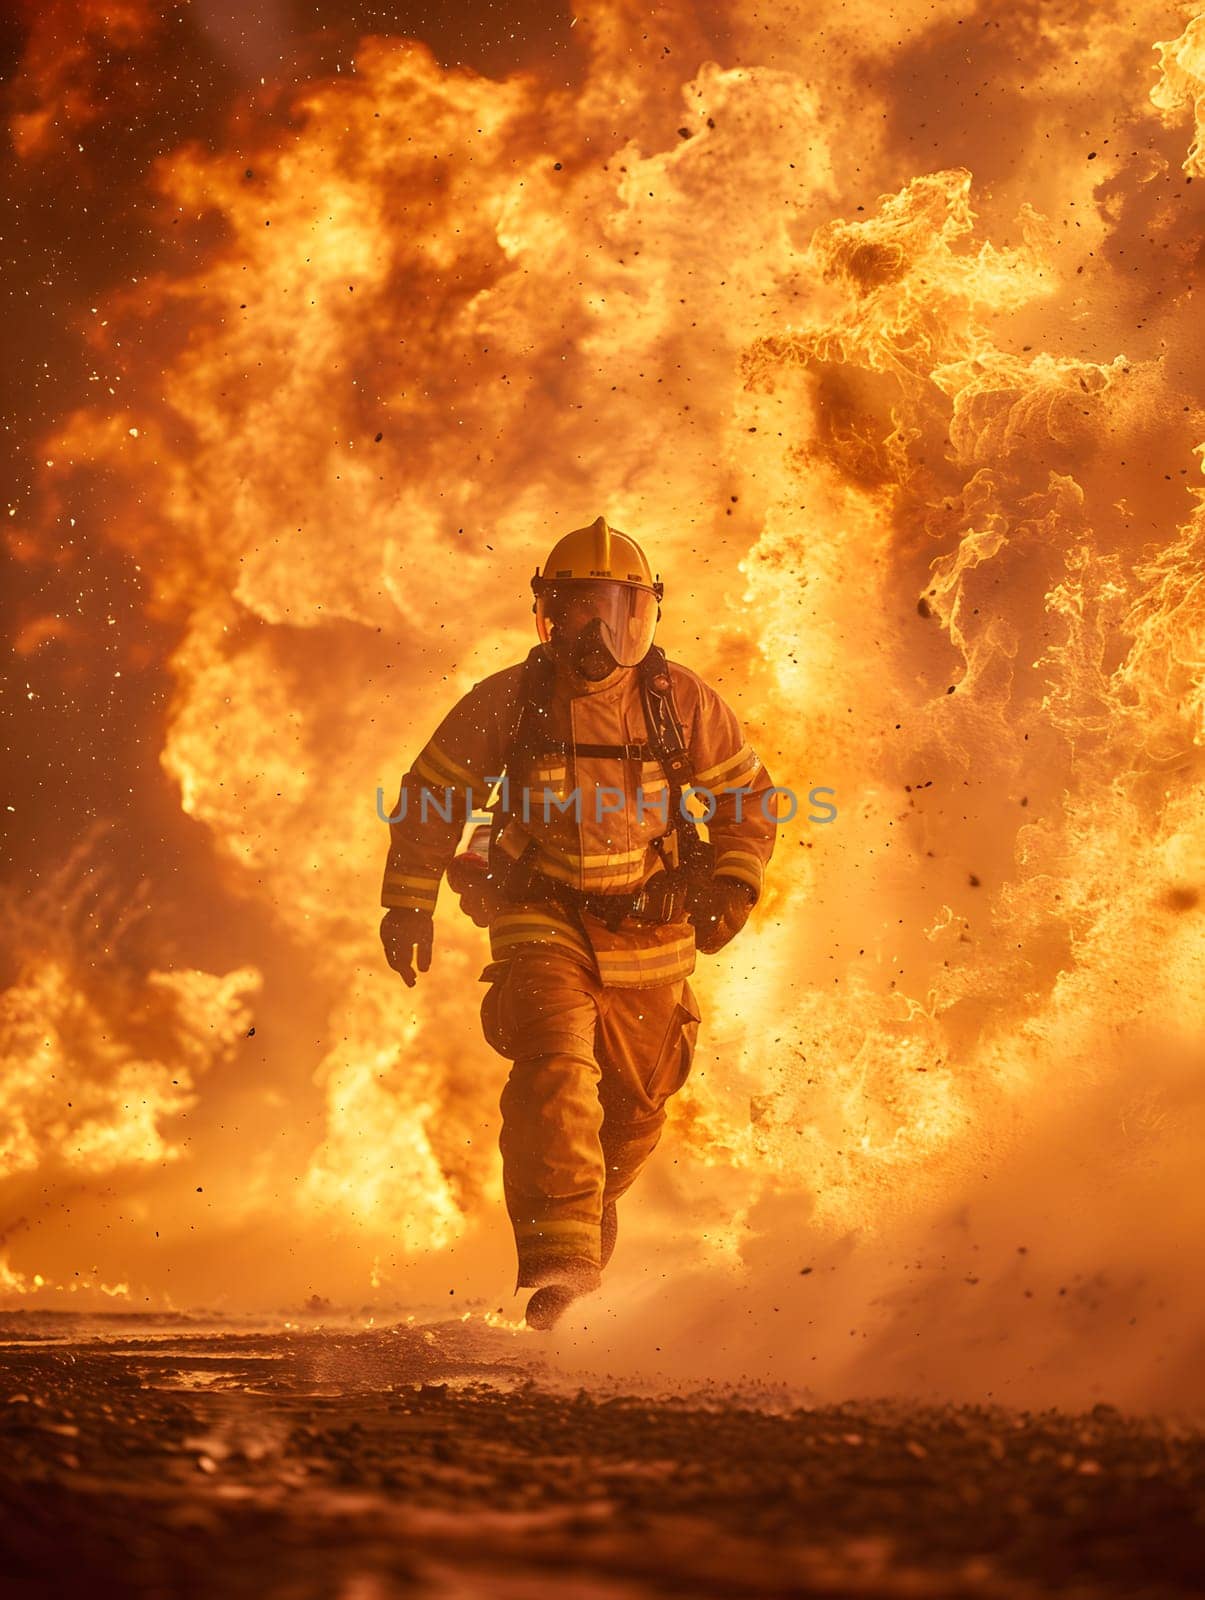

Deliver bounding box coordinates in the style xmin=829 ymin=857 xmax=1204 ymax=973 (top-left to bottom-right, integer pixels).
xmin=1 ymin=1312 xmax=1202 ymax=1599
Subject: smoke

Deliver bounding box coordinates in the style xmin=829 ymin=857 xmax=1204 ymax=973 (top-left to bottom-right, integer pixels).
xmin=551 ymin=984 xmax=1205 ymax=1413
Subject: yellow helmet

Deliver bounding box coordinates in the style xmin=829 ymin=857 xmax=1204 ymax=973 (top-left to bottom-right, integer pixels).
xmin=534 ymin=515 xmax=663 ymax=593
xmin=531 ymin=516 xmax=664 ymax=668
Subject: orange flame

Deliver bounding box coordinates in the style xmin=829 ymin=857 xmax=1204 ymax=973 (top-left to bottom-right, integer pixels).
xmin=4 ymin=3 xmax=1204 ymax=1406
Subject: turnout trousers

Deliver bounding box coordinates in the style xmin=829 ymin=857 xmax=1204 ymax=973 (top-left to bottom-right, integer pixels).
xmin=480 ymin=950 xmax=701 ymax=1289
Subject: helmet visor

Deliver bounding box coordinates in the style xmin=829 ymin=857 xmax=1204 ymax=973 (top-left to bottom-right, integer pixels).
xmin=535 ymin=580 xmax=658 ymax=667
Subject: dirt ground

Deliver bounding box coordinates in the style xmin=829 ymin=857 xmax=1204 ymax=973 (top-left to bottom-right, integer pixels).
xmin=0 ymin=1313 xmax=1201 ymax=1599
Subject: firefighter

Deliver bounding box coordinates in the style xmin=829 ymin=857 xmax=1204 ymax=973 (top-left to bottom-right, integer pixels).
xmin=380 ymin=516 xmax=777 ymax=1328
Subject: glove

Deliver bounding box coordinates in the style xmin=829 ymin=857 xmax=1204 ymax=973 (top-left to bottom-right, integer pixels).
xmin=689 ymin=875 xmax=756 ymax=955
xmin=380 ymin=907 xmax=434 ymax=987
xmin=446 ymin=851 xmax=507 ymax=929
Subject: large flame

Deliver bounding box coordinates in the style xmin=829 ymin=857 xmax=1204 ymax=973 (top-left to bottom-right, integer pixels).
xmin=4 ymin=2 xmax=1203 ymax=1407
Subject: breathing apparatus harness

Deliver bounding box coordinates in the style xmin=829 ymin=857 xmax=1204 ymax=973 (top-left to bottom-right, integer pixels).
xmin=483 ymin=644 xmax=714 ymax=933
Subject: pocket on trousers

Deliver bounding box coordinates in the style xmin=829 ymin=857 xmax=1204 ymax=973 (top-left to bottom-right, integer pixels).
xmin=480 ymin=978 xmax=513 ymax=1058
xmin=646 ymin=983 xmax=702 ymax=1102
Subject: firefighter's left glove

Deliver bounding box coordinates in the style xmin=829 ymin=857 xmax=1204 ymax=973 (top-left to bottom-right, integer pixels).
xmin=689 ymin=875 xmax=756 ymax=955
xmin=380 ymin=907 xmax=434 ymax=987
xmin=446 ymin=851 xmax=506 ymax=929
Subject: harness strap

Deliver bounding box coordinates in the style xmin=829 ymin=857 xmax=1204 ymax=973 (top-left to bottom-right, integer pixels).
xmin=486 ymin=646 xmax=553 ymax=882
xmin=532 ymin=739 xmax=655 ymax=761
xmin=639 ymin=646 xmax=711 ymax=875
xmin=486 ymin=643 xmax=711 ymax=913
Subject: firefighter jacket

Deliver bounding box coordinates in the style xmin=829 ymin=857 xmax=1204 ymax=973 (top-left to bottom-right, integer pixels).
xmin=380 ymin=648 xmax=777 ymax=988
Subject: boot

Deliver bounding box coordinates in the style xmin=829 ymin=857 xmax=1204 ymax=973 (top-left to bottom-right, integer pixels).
xmin=523 ymin=1245 xmax=604 ymax=1330
xmin=524 ymin=1283 xmax=579 ymax=1330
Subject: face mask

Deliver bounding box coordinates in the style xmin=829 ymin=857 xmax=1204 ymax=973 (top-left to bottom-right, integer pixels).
xmin=570 ymin=615 xmax=618 ymax=680
xmin=535 ymin=580 xmax=658 ymax=668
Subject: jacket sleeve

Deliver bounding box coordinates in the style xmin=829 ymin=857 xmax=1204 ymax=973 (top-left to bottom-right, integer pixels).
xmin=682 ymin=671 xmax=778 ymax=902
xmin=380 ymin=677 xmax=510 ymax=914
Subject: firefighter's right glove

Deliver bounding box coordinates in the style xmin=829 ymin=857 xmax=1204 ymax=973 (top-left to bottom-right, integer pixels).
xmin=380 ymin=908 xmax=434 ymax=987
xmin=689 ymin=875 xmax=756 ymax=955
